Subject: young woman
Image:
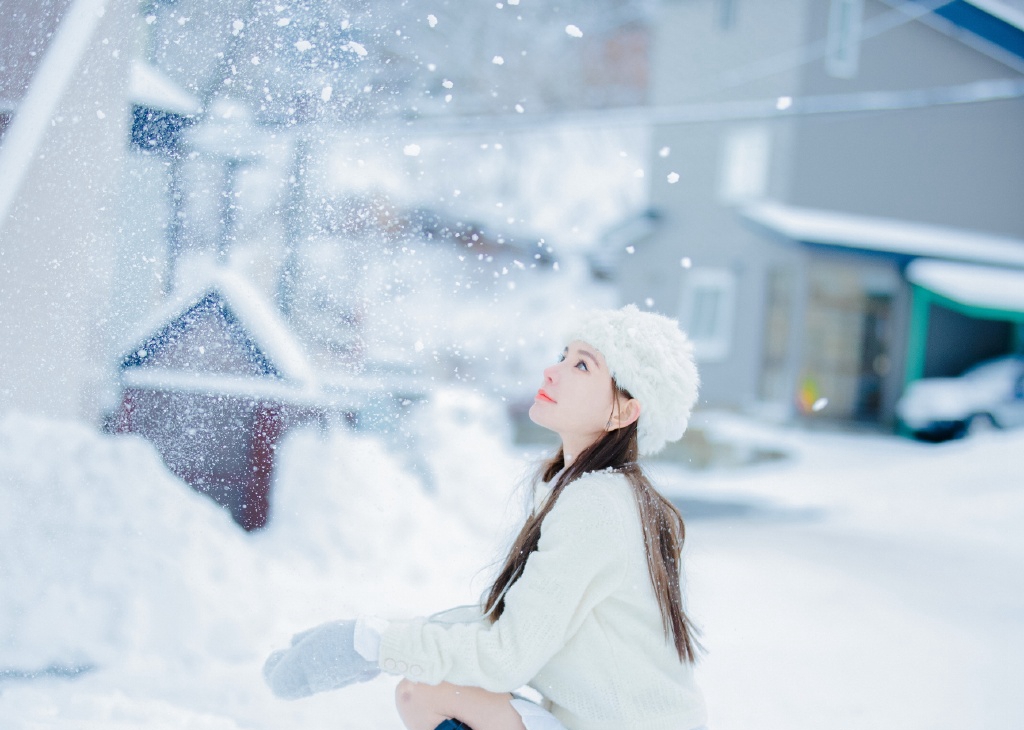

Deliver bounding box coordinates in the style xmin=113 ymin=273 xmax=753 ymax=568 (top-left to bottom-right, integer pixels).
xmin=264 ymin=304 xmax=708 ymax=730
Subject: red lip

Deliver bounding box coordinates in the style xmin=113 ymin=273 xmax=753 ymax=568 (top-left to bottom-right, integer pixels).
xmin=536 ymin=389 xmax=556 ymax=403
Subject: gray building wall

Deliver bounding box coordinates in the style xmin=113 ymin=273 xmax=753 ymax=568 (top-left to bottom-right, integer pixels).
xmin=789 ymin=0 xmax=1024 ymax=237
xmin=631 ymin=0 xmax=1024 ymax=419
xmin=630 ymin=0 xmax=811 ymax=412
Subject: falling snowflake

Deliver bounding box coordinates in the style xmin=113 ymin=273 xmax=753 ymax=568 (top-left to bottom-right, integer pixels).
xmin=681 ymin=257 xmax=692 ymax=268
xmin=427 ymin=14 xmax=438 ymax=27
xmin=321 ymin=86 xmax=333 ymax=102
xmin=659 ymin=146 xmax=671 ymax=157
xmin=404 ymin=144 xmax=421 ymax=156
xmin=342 ymin=41 xmax=367 ymax=56
xmin=565 ymin=25 xmax=583 ymax=38
xmin=294 ymin=39 xmax=313 ymax=52
xmin=492 ymin=56 xmax=505 ymax=65
xmin=667 ymin=172 xmax=680 ymax=183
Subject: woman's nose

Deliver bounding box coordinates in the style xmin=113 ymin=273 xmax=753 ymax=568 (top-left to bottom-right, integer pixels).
xmin=542 ymin=364 xmax=558 ymax=382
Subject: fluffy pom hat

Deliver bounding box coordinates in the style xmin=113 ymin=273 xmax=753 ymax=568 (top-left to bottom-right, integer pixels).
xmin=565 ymin=304 xmax=699 ymax=456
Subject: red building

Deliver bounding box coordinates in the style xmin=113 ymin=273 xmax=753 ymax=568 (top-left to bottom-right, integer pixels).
xmin=114 ymin=272 xmax=321 ymax=530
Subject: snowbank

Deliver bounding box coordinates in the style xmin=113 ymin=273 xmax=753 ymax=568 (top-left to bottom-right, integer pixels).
xmin=0 ymin=414 xmax=264 ymax=672
xmin=254 ymin=410 xmax=525 ymax=620
xmin=0 ymin=402 xmax=531 ymax=727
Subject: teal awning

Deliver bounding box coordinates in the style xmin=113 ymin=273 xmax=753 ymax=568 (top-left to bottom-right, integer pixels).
xmin=904 ymin=259 xmax=1024 ymax=388
xmin=906 ymin=259 xmax=1024 ymax=319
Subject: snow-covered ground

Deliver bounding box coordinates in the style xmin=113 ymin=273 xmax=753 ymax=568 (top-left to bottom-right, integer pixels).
xmin=1 ymin=405 xmax=1022 ymax=729
xmin=655 ymin=412 xmax=1024 ymax=730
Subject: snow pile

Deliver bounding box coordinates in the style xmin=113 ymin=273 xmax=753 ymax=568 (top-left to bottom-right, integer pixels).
xmin=896 ymin=355 xmax=1024 ymax=428
xmin=0 ymin=403 xmax=526 ymax=677
xmin=410 ymin=386 xmax=533 ymax=537
xmin=255 ymin=421 xmax=517 ymax=619
xmin=0 ymin=414 xmax=264 ymax=673
xmin=0 ymin=407 xmax=530 ymax=727
xmin=256 ymin=387 xmax=533 ymax=620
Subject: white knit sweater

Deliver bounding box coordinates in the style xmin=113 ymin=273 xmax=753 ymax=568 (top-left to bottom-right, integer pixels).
xmin=377 ymin=470 xmax=708 ymax=730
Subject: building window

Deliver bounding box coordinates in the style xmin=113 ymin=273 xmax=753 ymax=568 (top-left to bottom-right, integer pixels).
xmin=826 ymin=0 xmax=864 ymax=78
xmin=718 ymin=125 xmax=771 ymax=203
xmin=681 ymin=268 xmax=736 ymax=361
xmin=0 ymin=111 xmax=12 ymax=143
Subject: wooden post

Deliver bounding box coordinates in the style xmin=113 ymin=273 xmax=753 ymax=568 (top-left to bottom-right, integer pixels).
xmin=242 ymin=403 xmax=284 ymax=531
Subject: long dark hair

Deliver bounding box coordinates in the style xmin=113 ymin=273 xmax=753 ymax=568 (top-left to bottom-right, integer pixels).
xmin=484 ymin=394 xmax=701 ymax=663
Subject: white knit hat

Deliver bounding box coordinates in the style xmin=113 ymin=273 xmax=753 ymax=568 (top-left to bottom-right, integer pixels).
xmin=566 ymin=304 xmax=699 ymax=456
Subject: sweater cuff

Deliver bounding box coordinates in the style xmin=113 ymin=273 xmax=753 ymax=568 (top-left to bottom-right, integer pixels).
xmin=354 ymin=615 xmax=390 ymax=662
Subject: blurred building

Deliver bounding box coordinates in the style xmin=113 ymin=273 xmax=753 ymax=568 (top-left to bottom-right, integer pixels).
xmin=625 ymin=0 xmax=1024 ymax=427
xmin=0 ymin=0 xmax=138 ymax=422
xmin=113 ymin=271 xmax=324 ymax=530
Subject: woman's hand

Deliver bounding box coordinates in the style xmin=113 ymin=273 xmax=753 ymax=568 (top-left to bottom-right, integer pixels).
xmin=263 ymin=619 xmax=381 ymax=699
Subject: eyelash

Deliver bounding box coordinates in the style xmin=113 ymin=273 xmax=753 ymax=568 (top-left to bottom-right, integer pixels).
xmin=557 ymin=353 xmax=588 ymax=371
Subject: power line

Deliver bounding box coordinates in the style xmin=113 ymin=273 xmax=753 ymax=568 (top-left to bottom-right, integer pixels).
xmin=358 ymin=0 xmax=1024 ymax=136
xmin=388 ymin=77 xmax=1024 ymax=135
xmin=707 ymin=0 xmax=950 ymax=93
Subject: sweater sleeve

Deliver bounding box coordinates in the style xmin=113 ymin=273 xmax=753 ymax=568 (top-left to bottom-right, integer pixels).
xmin=377 ymin=475 xmax=629 ymax=691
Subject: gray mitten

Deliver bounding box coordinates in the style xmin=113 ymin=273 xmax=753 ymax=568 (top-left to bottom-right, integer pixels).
xmin=263 ymin=619 xmax=381 ymax=699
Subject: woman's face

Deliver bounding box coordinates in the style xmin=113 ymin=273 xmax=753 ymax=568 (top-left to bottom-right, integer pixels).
xmin=529 ymin=340 xmax=634 ymax=461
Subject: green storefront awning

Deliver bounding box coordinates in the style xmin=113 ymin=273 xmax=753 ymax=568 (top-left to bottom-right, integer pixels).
xmin=907 ymin=259 xmax=1024 ymax=320
xmin=904 ymin=259 xmax=1024 ymax=388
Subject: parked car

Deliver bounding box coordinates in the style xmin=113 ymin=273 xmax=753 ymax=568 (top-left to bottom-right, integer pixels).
xmin=897 ymin=355 xmax=1024 ymax=442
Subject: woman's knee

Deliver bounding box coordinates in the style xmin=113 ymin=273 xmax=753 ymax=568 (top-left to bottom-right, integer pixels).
xmin=396 ymin=678 xmax=440 ymax=721
xmin=395 ymin=678 xmax=420 ymax=711
xmin=395 ymin=680 xmax=523 ymax=730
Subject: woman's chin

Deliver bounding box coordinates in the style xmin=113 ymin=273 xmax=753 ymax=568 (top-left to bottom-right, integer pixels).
xmin=527 ymin=402 xmax=553 ymax=429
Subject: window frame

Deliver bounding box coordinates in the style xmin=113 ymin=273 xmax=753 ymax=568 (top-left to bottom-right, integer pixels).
xmin=680 ymin=267 xmax=737 ymax=362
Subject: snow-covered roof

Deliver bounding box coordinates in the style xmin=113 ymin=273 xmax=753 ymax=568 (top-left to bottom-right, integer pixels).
xmin=118 ymin=369 xmax=335 ymax=406
xmin=900 ymin=0 xmax=1024 ymax=68
xmin=970 ymin=0 xmax=1024 ymax=31
xmin=186 ymin=98 xmax=270 ymax=160
xmin=741 ymin=202 xmax=1024 ymax=268
xmin=129 ymin=61 xmax=202 ymax=116
xmin=906 ymin=258 xmax=1024 ymax=313
xmin=123 ymin=269 xmax=315 ymax=386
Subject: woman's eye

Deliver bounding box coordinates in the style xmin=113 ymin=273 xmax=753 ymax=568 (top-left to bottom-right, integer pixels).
xmin=575 ymin=360 xmax=588 ymax=371
xmin=557 ymin=353 xmax=566 ymax=363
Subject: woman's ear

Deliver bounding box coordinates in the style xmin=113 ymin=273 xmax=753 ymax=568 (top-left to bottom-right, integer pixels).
xmin=609 ymin=397 xmax=641 ymax=431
